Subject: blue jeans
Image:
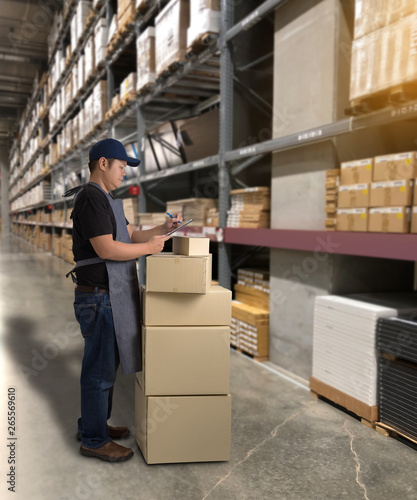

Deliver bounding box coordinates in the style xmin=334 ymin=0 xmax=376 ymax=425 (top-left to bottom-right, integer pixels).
xmin=74 ymin=289 xmax=120 ymax=449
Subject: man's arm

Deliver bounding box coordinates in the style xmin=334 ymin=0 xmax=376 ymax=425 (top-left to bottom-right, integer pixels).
xmin=128 ymin=215 xmax=181 ymax=243
xmin=90 ymin=233 xmax=170 ymax=261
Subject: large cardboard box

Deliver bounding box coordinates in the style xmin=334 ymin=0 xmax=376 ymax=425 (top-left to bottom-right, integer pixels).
xmin=370 ymin=180 xmax=413 ymax=207
xmin=137 ymin=27 xmax=156 ymax=91
xmin=155 ymin=0 xmax=190 ymax=75
xmin=411 ymin=207 xmax=417 ymax=233
xmin=368 ymin=207 xmax=411 ymax=233
xmin=337 ymin=183 xmax=369 ymax=208
xmin=94 ymin=18 xmax=108 ymax=68
xmin=172 ymin=236 xmax=210 ymax=256
xmin=373 ymin=152 xmax=417 ymax=181
xmin=340 ymin=158 xmax=373 ymax=185
xmin=137 ymin=325 xmax=230 ymax=395
xmin=142 ymin=285 xmax=231 ymax=326
xmin=146 ymin=252 xmax=212 ymax=294
xmin=336 ymin=208 xmax=368 ymax=231
xmin=135 ymin=379 xmax=231 ymax=464
xmin=187 ymin=0 xmax=220 ymax=46
xmin=93 ymin=80 xmax=108 ymax=125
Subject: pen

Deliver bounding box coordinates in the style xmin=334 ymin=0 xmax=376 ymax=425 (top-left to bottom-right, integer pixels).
xmin=167 ymin=212 xmax=181 ymax=224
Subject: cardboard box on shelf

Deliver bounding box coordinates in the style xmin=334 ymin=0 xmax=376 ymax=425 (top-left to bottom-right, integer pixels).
xmin=155 ymin=0 xmax=190 ymax=75
xmin=411 ymin=207 xmax=417 ymax=233
xmin=142 ymin=285 xmax=232 ymax=326
xmin=77 ymin=0 xmax=91 ymax=44
xmin=146 ymin=253 xmax=212 ymax=294
xmin=94 ymin=18 xmax=108 ymax=68
xmin=93 ymin=80 xmax=108 ymax=125
xmin=135 ymin=380 xmax=231 ymax=464
xmin=369 ymin=180 xmax=413 ymax=207
xmin=337 ymin=183 xmax=370 ymax=208
xmin=137 ymin=27 xmax=156 ymax=91
xmin=187 ymin=0 xmax=220 ymax=47
xmin=373 ymin=152 xmax=417 ymax=182
xmin=84 ymin=34 xmax=95 ymax=80
xmin=137 ymin=325 xmax=230 ymax=395
xmin=233 ymin=283 xmax=269 ymax=311
xmin=340 ymin=158 xmax=373 ymax=185
xmin=172 ymin=236 xmax=210 ymax=256
xmin=122 ymin=198 xmax=138 ymax=225
xmin=368 ymin=207 xmax=411 ymax=233
xmin=120 ymin=72 xmax=137 ymax=100
xmin=336 ymin=208 xmax=368 ymax=232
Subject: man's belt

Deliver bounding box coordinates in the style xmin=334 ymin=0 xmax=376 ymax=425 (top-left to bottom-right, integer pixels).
xmin=75 ymin=285 xmax=109 ymax=294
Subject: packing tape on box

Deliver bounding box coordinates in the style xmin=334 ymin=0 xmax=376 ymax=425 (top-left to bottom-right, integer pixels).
xmin=348 ymin=214 xmax=353 ymax=231
xmin=384 ymin=189 xmax=391 ymax=206
xmin=382 ymin=215 xmax=389 ymax=232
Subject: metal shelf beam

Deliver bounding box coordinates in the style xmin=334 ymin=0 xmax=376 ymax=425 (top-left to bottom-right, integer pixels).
xmin=224 ymin=228 xmax=417 ymax=262
xmin=225 ymin=0 xmax=288 ymax=43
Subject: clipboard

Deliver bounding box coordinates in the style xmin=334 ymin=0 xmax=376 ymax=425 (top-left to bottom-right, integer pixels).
xmin=166 ymin=219 xmax=193 ymax=236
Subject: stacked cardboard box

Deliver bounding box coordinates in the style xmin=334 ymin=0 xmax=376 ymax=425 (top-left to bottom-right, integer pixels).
xmin=227 ymin=187 xmax=270 ymax=228
xmin=137 ymin=236 xmax=231 ymax=464
xmin=92 ymin=80 xmax=108 ymax=126
xmin=187 ymin=0 xmax=220 ymax=47
xmin=136 ymin=27 xmax=156 ymax=92
xmin=61 ymin=234 xmax=74 ymax=263
xmin=53 ymin=234 xmax=62 ymax=258
xmin=120 ymin=73 xmax=137 ymax=101
xmin=205 ymin=207 xmax=219 ymax=227
xmin=325 ymin=169 xmax=340 ymax=231
xmin=350 ymin=2 xmax=417 ymax=102
xmin=95 ymin=18 xmax=108 ymax=68
xmin=155 ymin=0 xmax=190 ymax=76
xmin=138 ymin=213 xmax=167 ymax=226
xmin=233 ymin=268 xmax=269 ymax=312
xmin=122 ymin=198 xmax=139 ymax=225
xmin=166 ymin=198 xmax=218 ymax=226
xmin=337 ymin=158 xmax=372 ymax=232
xmin=117 ymin=0 xmax=135 ymax=32
xmin=84 ymin=34 xmax=95 ymax=81
xmin=231 ymin=301 xmax=269 ymax=358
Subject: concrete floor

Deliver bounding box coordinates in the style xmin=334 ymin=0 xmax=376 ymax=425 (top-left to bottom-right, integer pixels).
xmin=2 ymin=236 xmax=417 ymax=500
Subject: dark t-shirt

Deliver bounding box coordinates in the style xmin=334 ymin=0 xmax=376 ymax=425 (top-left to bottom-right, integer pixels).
xmin=71 ymin=183 xmax=129 ymax=288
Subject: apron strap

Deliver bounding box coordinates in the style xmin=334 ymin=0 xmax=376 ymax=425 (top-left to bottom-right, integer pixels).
xmin=66 ymin=257 xmax=106 ymax=283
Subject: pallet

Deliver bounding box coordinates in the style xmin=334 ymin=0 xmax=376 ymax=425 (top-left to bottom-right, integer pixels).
xmin=230 ymin=345 xmax=268 ymax=363
xmin=186 ymin=32 xmax=219 ymax=59
xmin=345 ymin=83 xmax=417 ymax=116
xmin=309 ymin=376 xmax=379 ymax=423
xmin=375 ymin=422 xmax=417 ymax=446
xmin=137 ymin=82 xmax=156 ymax=95
xmin=156 ymin=60 xmax=185 ymax=81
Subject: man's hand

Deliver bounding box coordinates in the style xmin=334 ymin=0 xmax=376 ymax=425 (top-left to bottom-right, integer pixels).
xmin=146 ymin=234 xmax=171 ymax=255
xmin=161 ymin=214 xmax=181 ymax=234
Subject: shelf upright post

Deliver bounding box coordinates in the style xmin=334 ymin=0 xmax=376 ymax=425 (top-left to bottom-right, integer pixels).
xmin=0 ymin=145 xmax=10 ymax=252
xmin=63 ymin=160 xmax=68 ymax=226
xmin=106 ymin=0 xmax=115 ymax=120
xmin=218 ymin=0 xmax=234 ymax=290
xmin=51 ymin=165 xmax=55 ymax=252
xmin=136 ymin=101 xmax=147 ymax=286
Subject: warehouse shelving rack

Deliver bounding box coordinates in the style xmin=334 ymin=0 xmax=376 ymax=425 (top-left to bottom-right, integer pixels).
xmin=9 ymin=0 xmax=417 ymax=287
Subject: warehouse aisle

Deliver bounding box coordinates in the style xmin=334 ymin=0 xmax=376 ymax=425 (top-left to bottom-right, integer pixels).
xmin=2 ymin=235 xmax=417 ymax=500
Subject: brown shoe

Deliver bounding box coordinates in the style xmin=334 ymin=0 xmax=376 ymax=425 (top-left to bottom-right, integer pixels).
xmin=80 ymin=441 xmax=134 ymax=462
xmin=76 ymin=425 xmax=130 ymax=441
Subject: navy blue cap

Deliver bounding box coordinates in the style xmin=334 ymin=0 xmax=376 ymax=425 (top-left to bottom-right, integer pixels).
xmin=89 ymin=138 xmax=140 ymax=167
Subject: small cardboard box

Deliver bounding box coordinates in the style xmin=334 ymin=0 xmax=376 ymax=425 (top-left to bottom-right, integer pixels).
xmin=411 ymin=207 xmax=417 ymax=233
xmin=146 ymin=252 xmax=211 ymax=294
xmin=142 ymin=285 xmax=231 ymax=326
xmin=135 ymin=380 xmax=231 ymax=464
xmin=369 ymin=180 xmax=413 ymax=207
xmin=368 ymin=207 xmax=411 ymax=233
xmin=137 ymin=325 xmax=230 ymax=395
xmin=373 ymin=152 xmax=417 ymax=181
xmin=338 ymin=183 xmax=369 ymax=208
xmin=340 ymin=158 xmax=373 ymax=185
xmin=336 ymin=208 xmax=368 ymax=232
xmin=172 ymin=236 xmax=210 ymax=256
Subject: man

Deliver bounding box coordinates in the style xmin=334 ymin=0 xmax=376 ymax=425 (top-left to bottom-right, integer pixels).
xmin=64 ymin=138 xmax=179 ymax=462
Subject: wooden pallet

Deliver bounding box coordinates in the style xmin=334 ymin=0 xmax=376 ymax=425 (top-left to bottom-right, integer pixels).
xmin=345 ymin=83 xmax=417 ymax=116
xmin=231 ymin=345 xmax=268 ymax=363
xmin=156 ymin=59 xmax=185 ymax=81
xmin=137 ymin=82 xmax=156 ymax=95
xmin=375 ymin=422 xmax=417 ymax=446
xmin=186 ymin=31 xmax=219 ymax=59
xmin=309 ymin=376 xmax=379 ymax=424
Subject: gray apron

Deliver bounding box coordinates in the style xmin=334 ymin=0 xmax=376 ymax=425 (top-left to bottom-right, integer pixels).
xmin=65 ymin=183 xmax=142 ymax=374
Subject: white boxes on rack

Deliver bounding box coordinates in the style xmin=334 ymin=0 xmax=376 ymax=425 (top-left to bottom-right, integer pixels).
xmin=136 ymin=27 xmax=156 ymax=91
xmin=312 ymin=296 xmax=398 ymax=406
xmin=187 ymin=0 xmax=220 ymax=47
xmin=155 ymin=0 xmax=190 ymax=75
xmin=92 ymin=80 xmax=108 ymax=126
xmin=95 ymin=18 xmax=108 ymax=68
xmin=84 ymin=34 xmax=95 ymax=81
xmin=78 ymin=55 xmax=85 ymax=92
xmin=77 ymin=1 xmax=92 ymax=44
